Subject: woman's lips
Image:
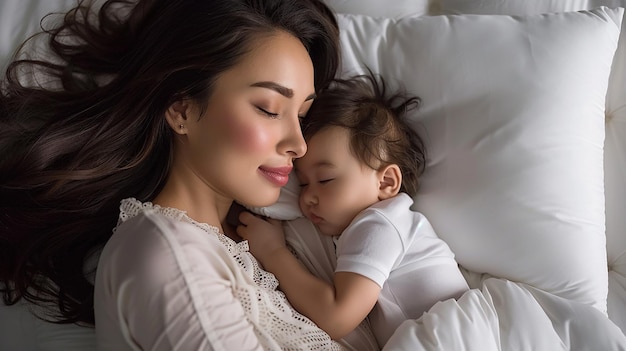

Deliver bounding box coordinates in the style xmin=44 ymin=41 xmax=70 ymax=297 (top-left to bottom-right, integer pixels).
xmin=258 ymin=166 xmax=292 ymax=187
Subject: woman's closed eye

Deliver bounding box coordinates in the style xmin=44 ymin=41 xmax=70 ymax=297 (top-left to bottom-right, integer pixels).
xmin=256 ymin=106 xmax=279 ymax=118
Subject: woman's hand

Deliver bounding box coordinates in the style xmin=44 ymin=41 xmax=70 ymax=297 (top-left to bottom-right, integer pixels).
xmin=236 ymin=211 xmax=287 ymax=265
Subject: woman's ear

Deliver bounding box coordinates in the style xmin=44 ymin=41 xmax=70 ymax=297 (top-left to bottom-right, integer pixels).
xmin=377 ymin=164 xmax=402 ymax=200
xmin=165 ymin=100 xmax=190 ymax=135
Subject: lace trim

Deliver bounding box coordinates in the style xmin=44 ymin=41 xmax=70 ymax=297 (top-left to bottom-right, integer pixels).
xmin=115 ymin=198 xmax=341 ymax=350
xmin=117 ymin=198 xmax=249 ymax=256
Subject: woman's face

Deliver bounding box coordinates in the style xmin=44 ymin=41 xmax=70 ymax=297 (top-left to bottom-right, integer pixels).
xmin=181 ymin=31 xmax=314 ymax=208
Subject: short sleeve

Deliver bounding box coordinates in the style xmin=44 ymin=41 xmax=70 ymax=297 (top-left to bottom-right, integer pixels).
xmin=335 ymin=211 xmax=404 ymax=287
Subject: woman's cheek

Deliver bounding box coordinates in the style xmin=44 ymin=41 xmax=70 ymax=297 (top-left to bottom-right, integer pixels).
xmin=230 ymin=120 xmax=272 ymax=153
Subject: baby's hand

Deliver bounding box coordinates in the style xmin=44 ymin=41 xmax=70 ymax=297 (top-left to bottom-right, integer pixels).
xmin=236 ymin=211 xmax=286 ymax=265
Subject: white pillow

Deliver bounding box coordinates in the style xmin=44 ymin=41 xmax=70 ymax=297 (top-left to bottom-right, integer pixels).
xmin=440 ymin=0 xmax=626 ymax=15
xmin=245 ymin=175 xmax=303 ymax=220
xmin=334 ymin=7 xmax=622 ymax=313
xmin=322 ymin=0 xmax=432 ymax=19
xmin=438 ymin=0 xmax=626 ymax=332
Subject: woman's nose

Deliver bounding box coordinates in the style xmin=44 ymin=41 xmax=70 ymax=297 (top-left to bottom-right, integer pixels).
xmin=281 ymin=115 xmax=307 ymax=158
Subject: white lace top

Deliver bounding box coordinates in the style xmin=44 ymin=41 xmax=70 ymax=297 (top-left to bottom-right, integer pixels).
xmin=94 ymin=198 xmax=345 ymax=351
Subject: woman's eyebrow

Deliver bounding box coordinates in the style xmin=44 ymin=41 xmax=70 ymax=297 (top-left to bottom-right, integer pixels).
xmin=250 ymin=81 xmax=316 ymax=100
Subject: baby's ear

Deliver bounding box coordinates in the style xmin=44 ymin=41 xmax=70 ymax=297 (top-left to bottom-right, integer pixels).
xmin=377 ymin=164 xmax=402 ymax=200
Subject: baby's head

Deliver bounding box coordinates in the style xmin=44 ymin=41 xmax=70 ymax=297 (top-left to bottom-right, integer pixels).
xmin=296 ymin=72 xmax=426 ymax=236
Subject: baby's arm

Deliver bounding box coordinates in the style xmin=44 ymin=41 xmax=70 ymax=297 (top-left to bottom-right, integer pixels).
xmin=237 ymin=211 xmax=380 ymax=340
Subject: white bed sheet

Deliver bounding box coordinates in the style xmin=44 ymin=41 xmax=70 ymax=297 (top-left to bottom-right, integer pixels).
xmin=0 ymin=0 xmax=77 ymax=73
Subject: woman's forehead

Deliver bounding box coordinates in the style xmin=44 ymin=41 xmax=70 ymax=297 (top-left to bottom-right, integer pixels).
xmin=218 ymin=31 xmax=315 ymax=98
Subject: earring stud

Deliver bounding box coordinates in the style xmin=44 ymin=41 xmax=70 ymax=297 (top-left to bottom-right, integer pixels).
xmin=179 ymin=124 xmax=184 ymax=129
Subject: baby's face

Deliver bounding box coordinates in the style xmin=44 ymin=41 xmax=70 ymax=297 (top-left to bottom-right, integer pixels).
xmin=296 ymin=126 xmax=381 ymax=236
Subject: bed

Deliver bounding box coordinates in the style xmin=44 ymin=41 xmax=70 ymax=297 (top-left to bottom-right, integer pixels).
xmin=2 ymin=0 xmax=626 ymax=350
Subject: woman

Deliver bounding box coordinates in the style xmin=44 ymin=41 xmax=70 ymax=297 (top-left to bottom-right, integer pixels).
xmin=0 ymin=0 xmax=379 ymax=349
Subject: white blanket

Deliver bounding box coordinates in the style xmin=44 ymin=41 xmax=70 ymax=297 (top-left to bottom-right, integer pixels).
xmin=284 ymin=218 xmax=626 ymax=350
xmin=385 ymin=279 xmax=626 ymax=350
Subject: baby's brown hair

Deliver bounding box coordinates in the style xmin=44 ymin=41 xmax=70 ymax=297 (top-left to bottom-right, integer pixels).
xmin=302 ymin=70 xmax=426 ymax=196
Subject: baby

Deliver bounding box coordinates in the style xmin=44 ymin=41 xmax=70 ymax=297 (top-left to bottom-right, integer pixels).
xmin=238 ymin=72 xmax=469 ymax=347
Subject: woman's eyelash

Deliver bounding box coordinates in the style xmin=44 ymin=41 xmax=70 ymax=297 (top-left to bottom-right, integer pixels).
xmin=319 ymin=179 xmax=333 ymax=184
xmin=257 ymin=106 xmax=279 ymax=118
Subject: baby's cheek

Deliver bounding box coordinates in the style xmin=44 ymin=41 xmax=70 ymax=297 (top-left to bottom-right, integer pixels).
xmin=298 ymin=195 xmax=306 ymax=212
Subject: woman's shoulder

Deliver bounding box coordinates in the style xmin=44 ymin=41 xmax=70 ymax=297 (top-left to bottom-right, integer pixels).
xmin=95 ymin=201 xmax=245 ymax=298
xmin=116 ymin=208 xmax=201 ymax=237
xmin=94 ymin=204 xmax=254 ymax=350
xmin=97 ymin=202 xmax=229 ymax=277
xmin=109 ymin=206 xmax=220 ymax=255
xmin=113 ymin=197 xmax=220 ymax=242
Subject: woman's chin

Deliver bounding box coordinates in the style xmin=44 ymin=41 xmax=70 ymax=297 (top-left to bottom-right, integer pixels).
xmin=239 ymin=191 xmax=281 ymax=209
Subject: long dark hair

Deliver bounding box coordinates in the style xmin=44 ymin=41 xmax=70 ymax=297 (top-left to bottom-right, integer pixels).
xmin=0 ymin=0 xmax=339 ymax=325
